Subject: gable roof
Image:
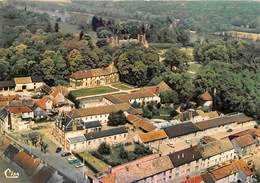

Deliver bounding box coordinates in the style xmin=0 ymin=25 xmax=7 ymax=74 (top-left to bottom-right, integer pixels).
xmin=0 ymin=95 xmax=19 ymax=101
xmin=8 ymin=106 xmax=33 ymax=114
xmin=168 ymin=146 xmax=202 ymax=167
xmin=51 ymin=86 xmax=69 ymax=97
xmin=84 ymin=120 xmax=101 ymax=129
xmin=127 ymin=114 xmax=156 ymax=132
xmin=68 ymin=136 xmax=86 ymax=144
xmin=234 ymin=160 xmax=252 ymax=176
xmin=31 ymin=165 xmax=56 ymax=183
xmin=70 ymin=64 xmax=118 ymax=80
xmin=13 ymin=151 xmax=40 ymax=174
xmin=14 ymin=77 xmax=32 ymax=84
xmin=0 ymin=80 xmax=15 ymax=88
xmin=114 ymin=91 xmax=155 ymax=102
xmin=199 ymin=91 xmax=212 ymax=101
xmin=182 ymin=175 xmax=203 ymax=183
xmin=198 ymin=138 xmax=234 ymax=159
xmin=4 ymin=144 xmax=20 ymax=160
xmin=35 ymin=96 xmax=51 ymax=110
xmin=210 ymin=163 xmax=237 ymax=180
xmin=195 ymin=113 xmax=254 ymax=131
xmin=141 ymin=81 xmax=172 ymax=95
xmin=233 ymin=134 xmax=255 ymax=148
xmin=70 ymin=103 xmax=130 ymax=118
xmin=139 ymin=130 xmax=168 ymax=143
xmin=163 ymin=122 xmax=200 ymax=138
xmin=85 ymin=127 xmax=127 ymax=140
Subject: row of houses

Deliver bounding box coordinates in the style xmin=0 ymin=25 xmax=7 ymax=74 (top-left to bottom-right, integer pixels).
xmin=0 ymin=76 xmax=44 ymax=92
xmin=88 ymin=128 xmax=259 ymax=183
xmin=2 ymin=143 xmax=74 ymax=183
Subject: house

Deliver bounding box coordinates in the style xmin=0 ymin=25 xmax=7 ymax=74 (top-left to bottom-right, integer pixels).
xmin=0 ymin=95 xmax=19 ymax=108
xmin=13 ymin=150 xmax=41 ymax=176
xmin=137 ymin=130 xmax=168 ymax=146
xmin=182 ymin=175 xmax=204 ymax=183
xmin=231 ymin=134 xmax=256 ymax=157
xmin=113 ymin=91 xmax=160 ymax=105
xmin=201 ymin=160 xmax=253 ymax=183
xmin=197 ymin=138 xmax=235 ymax=169
xmin=69 ymin=103 xmax=133 ymax=125
xmin=0 ymin=80 xmax=15 ymax=91
xmin=14 ymin=76 xmax=44 ymax=91
xmin=70 ymin=64 xmax=119 ymax=88
xmin=49 ymin=86 xmax=74 ymax=114
xmin=168 ymin=146 xmax=203 ymax=182
xmin=163 ymin=122 xmax=200 ymax=143
xmin=195 ymin=113 xmax=255 ymax=134
xmin=99 ymin=154 xmax=174 ymax=183
xmin=141 ymin=81 xmax=172 ymax=95
xmin=33 ymin=96 xmax=53 ymax=120
xmin=127 ymin=114 xmax=156 ymax=132
xmin=66 ymin=135 xmax=86 ymax=152
xmin=8 ymin=106 xmax=34 ymax=131
xmin=198 ymin=91 xmax=213 ymax=111
xmin=31 ymin=164 xmax=63 ymax=183
xmin=84 ymin=127 xmax=128 ymax=151
xmin=3 ymin=144 xmax=20 ymax=160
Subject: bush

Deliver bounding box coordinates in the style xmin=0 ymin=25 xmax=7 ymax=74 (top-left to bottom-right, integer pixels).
xmin=108 ymin=110 xmax=127 ymax=126
xmin=119 ymin=147 xmax=128 ymax=159
xmin=98 ymin=142 xmax=111 ymax=155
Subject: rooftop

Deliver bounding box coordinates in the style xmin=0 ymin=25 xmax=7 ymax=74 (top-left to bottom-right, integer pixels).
xmin=138 ymin=130 xmax=168 ymax=143
xmin=195 ymin=113 xmax=254 ymax=130
xmin=31 ymin=165 xmax=56 ymax=183
xmin=70 ymin=103 xmax=130 ymax=118
xmin=85 ymin=127 xmax=127 ymax=140
xmin=127 ymin=114 xmax=156 ymax=132
xmin=141 ymin=81 xmax=172 ymax=94
xmin=14 ymin=77 xmax=32 ymax=84
xmin=8 ymin=106 xmax=33 ymax=114
xmin=182 ymin=175 xmax=203 ymax=183
xmin=0 ymin=80 xmax=15 ymax=88
xmin=84 ymin=120 xmax=101 ymax=129
xmin=0 ymin=95 xmax=19 ymax=101
xmin=103 ymin=155 xmax=173 ymax=183
xmin=198 ymin=138 xmax=234 ymax=159
xmin=113 ymin=91 xmax=155 ymax=102
xmin=70 ymin=64 xmax=118 ymax=80
xmin=168 ymin=146 xmax=202 ymax=167
xmin=3 ymin=144 xmax=20 ymax=160
xmin=163 ymin=122 xmax=200 ymax=138
xmin=210 ymin=163 xmax=237 ymax=180
xmin=68 ymin=136 xmax=86 ymax=144
xmin=233 ymin=134 xmax=255 ymax=148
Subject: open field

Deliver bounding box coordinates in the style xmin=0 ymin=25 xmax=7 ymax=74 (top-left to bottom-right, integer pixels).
xmin=70 ymin=86 xmax=118 ymax=98
xmin=111 ymin=83 xmax=134 ymax=90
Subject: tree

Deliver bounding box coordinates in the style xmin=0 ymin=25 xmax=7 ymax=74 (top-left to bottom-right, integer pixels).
xmin=98 ymin=142 xmax=111 ymax=155
xmin=54 ymin=22 xmax=59 ymax=32
xmin=0 ymin=59 xmax=10 ymax=80
xmin=67 ymin=49 xmax=82 ymax=72
xmin=92 ymin=16 xmax=99 ymax=31
xmin=119 ymin=147 xmax=128 ymax=159
xmin=163 ymin=47 xmax=190 ymax=72
xmin=160 ymin=90 xmax=179 ymax=104
xmin=108 ymin=110 xmax=127 ymax=126
xmin=79 ymin=30 xmax=84 ymax=40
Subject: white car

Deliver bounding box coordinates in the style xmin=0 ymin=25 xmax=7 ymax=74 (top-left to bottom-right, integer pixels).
xmin=74 ymin=162 xmax=84 ymax=168
xmin=67 ymin=156 xmax=77 ymax=161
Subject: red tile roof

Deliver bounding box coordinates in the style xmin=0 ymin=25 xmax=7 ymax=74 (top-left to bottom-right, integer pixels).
xmin=182 ymin=175 xmax=203 ymax=183
xmin=35 ymin=96 xmax=50 ymax=110
xmin=13 ymin=151 xmax=40 ymax=173
xmin=233 ymin=134 xmax=255 ymax=148
xmin=0 ymin=95 xmax=19 ymax=101
xmin=8 ymin=106 xmax=32 ymax=114
xmin=70 ymin=64 xmax=118 ymax=80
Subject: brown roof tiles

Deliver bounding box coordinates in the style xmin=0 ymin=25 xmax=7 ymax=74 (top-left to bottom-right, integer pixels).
xmin=139 ymin=130 xmax=168 ymax=143
xmin=8 ymin=106 xmax=33 ymax=114
xmin=14 ymin=77 xmax=32 ymax=84
xmin=127 ymin=114 xmax=156 ymax=132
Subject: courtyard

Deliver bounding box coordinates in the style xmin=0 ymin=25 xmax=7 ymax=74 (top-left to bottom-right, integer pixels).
xmin=70 ymin=86 xmax=119 ymax=98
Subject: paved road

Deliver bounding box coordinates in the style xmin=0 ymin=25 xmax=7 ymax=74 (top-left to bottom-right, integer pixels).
xmin=5 ymin=133 xmax=88 ymax=183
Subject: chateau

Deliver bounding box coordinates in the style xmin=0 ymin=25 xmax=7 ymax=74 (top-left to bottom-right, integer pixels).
xmin=70 ymin=64 xmax=119 ymax=88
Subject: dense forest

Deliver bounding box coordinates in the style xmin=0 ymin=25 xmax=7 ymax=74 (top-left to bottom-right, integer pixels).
xmin=0 ymin=4 xmax=259 ymax=119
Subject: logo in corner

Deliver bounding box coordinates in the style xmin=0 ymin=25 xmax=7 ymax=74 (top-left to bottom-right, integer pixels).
xmin=4 ymin=168 xmax=19 ymax=179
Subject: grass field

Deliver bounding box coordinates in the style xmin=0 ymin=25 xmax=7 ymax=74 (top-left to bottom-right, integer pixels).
xmin=111 ymin=83 xmax=134 ymax=90
xmin=70 ymin=86 xmax=118 ymax=98
xmin=78 ymin=152 xmax=110 ymax=173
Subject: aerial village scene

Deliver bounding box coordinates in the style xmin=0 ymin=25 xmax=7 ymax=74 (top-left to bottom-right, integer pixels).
xmin=0 ymin=0 xmax=260 ymax=183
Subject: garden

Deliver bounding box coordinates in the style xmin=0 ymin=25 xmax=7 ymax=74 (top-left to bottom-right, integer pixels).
xmin=90 ymin=142 xmax=152 ymax=167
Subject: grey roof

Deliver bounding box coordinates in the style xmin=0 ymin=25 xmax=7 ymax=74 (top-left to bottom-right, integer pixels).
xmin=31 ymin=76 xmax=43 ymax=83
xmin=0 ymin=108 xmax=8 ymax=121
xmin=85 ymin=127 xmax=127 ymax=140
xmin=31 ymin=165 xmax=56 ymax=183
xmin=68 ymin=136 xmax=86 ymax=144
xmin=104 ymin=95 xmax=123 ymax=104
xmin=163 ymin=122 xmax=200 ymax=138
xmin=84 ymin=120 xmax=101 ymax=129
xmin=168 ymin=146 xmax=202 ymax=167
xmin=4 ymin=144 xmax=20 ymax=160
xmin=195 ymin=113 xmax=254 ymax=130
xmin=0 ymin=80 xmax=15 ymax=88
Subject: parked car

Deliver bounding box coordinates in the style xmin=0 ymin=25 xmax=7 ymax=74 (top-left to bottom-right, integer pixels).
xmin=67 ymin=157 xmax=77 ymax=161
xmin=61 ymin=152 xmax=71 ymax=157
xmin=68 ymin=159 xmax=80 ymax=165
xmin=74 ymin=162 xmax=84 ymax=168
xmin=56 ymin=147 xmax=62 ymax=153
xmin=227 ymin=128 xmax=233 ymax=132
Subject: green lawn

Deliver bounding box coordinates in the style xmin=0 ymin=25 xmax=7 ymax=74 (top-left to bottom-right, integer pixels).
xmin=70 ymin=86 xmax=118 ymax=98
xmin=78 ymin=152 xmax=110 ymax=173
xmin=111 ymin=83 xmax=134 ymax=90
